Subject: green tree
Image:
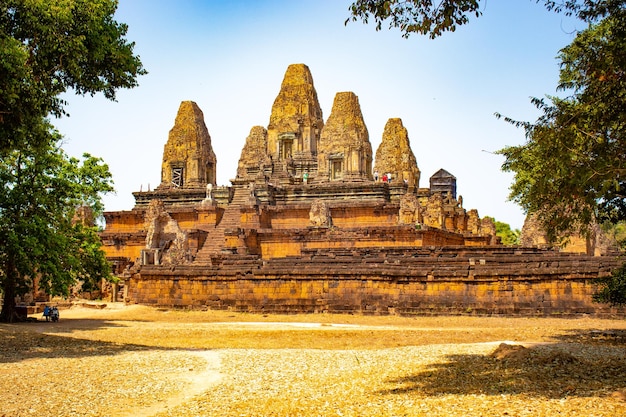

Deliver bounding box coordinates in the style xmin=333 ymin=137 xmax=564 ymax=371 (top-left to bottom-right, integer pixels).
xmin=0 ymin=121 xmax=114 ymax=322
xmin=602 ymin=221 xmax=626 ymax=249
xmin=485 ymin=217 xmax=521 ymax=246
xmin=593 ymin=263 xmax=626 ymax=306
xmin=497 ymin=5 xmax=626 ymax=241
xmin=0 ymin=0 xmax=145 ymax=153
xmin=346 ymin=1 xmax=619 ymax=38
xmin=489 ymin=3 xmax=626 ymax=302
xmin=0 ymin=0 xmax=144 ymax=322
xmin=346 ymin=0 xmax=481 ymax=39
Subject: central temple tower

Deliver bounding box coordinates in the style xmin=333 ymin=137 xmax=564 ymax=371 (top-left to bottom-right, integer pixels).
xmin=266 ymin=63 xmax=324 ymax=178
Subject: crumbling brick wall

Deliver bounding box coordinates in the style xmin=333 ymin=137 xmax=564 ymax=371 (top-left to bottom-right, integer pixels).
xmin=129 ymin=248 xmax=624 ymax=317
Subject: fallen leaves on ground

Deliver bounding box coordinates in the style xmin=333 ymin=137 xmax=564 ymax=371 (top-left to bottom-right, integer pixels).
xmin=1 ymin=304 xmax=625 ymax=416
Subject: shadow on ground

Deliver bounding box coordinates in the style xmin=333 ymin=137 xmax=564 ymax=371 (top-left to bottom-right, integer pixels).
xmin=379 ymin=331 xmax=626 ymax=399
xmin=552 ymin=328 xmax=626 ymax=346
xmin=0 ymin=320 xmax=163 ymax=364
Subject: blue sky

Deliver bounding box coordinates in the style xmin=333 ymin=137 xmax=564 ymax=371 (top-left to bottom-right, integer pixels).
xmin=54 ymin=0 xmax=583 ymax=230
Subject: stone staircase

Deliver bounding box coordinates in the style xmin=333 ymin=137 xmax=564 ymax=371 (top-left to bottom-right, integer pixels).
xmin=194 ymin=186 xmax=250 ymax=263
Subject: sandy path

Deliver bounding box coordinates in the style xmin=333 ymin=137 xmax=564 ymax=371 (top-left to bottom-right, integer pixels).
xmin=117 ymin=350 xmax=222 ymax=417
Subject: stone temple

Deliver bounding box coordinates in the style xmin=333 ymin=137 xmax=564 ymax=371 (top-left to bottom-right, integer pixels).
xmin=100 ymin=64 xmax=621 ymax=316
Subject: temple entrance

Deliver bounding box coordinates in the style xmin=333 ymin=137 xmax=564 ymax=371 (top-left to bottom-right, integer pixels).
xmin=206 ymin=162 xmax=215 ymax=184
xmin=331 ymin=159 xmax=342 ymax=180
xmin=278 ymin=132 xmax=296 ymax=161
xmin=280 ymin=139 xmax=293 ymax=160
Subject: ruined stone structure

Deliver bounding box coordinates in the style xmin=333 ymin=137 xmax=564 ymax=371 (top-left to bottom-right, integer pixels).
xmin=521 ymin=211 xmax=617 ymax=256
xmin=159 ymin=101 xmax=216 ymax=189
xmin=374 ymin=118 xmax=420 ymax=189
xmin=265 ymin=63 xmax=324 ymax=182
xmin=99 ymin=63 xmax=623 ymax=316
xmin=317 ymin=91 xmax=372 ymax=182
xmin=133 ymin=247 xmax=620 ymax=316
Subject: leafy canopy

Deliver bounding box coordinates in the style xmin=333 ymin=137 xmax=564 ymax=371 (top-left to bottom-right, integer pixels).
xmin=0 ymin=121 xmax=114 ymax=321
xmin=485 ymin=217 xmax=521 ymax=246
xmin=346 ymin=0 xmax=481 ymax=39
xmin=491 ymin=2 xmax=626 ymax=303
xmin=497 ymin=3 xmax=626 ymax=241
xmin=0 ymin=0 xmax=146 ymax=152
xmin=346 ymin=1 xmax=621 ymax=38
xmin=0 ymin=0 xmax=144 ymax=321
xmin=593 ymin=263 xmax=626 ymax=306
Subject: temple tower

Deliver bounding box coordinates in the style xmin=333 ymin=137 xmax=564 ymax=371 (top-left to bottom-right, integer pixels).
xmin=159 ymin=101 xmax=216 ymax=189
xmin=236 ymin=125 xmax=269 ymax=181
xmin=266 ymin=63 xmax=324 ymax=177
xmin=317 ymin=92 xmax=372 ymax=182
xmin=374 ymin=118 xmax=420 ymax=188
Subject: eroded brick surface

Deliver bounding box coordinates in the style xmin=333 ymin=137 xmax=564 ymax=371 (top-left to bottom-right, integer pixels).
xmin=100 ymin=64 xmax=622 ymax=316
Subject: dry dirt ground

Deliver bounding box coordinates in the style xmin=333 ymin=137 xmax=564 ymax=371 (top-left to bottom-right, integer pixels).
xmin=1 ymin=303 xmax=626 ymax=417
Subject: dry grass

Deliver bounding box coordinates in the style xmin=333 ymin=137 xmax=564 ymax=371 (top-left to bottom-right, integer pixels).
xmin=1 ymin=303 xmax=625 ymax=416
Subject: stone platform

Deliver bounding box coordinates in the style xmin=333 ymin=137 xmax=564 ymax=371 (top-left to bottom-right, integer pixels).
xmin=130 ymin=246 xmax=624 ymax=317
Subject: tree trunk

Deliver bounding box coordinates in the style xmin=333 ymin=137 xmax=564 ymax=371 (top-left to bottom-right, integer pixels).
xmin=0 ymin=261 xmax=18 ymax=323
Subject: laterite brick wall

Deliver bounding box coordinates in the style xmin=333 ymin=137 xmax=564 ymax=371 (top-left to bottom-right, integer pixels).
xmin=129 ymin=248 xmax=624 ymax=317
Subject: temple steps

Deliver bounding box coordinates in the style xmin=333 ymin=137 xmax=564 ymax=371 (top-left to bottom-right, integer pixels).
xmin=193 ymin=186 xmax=250 ymax=263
